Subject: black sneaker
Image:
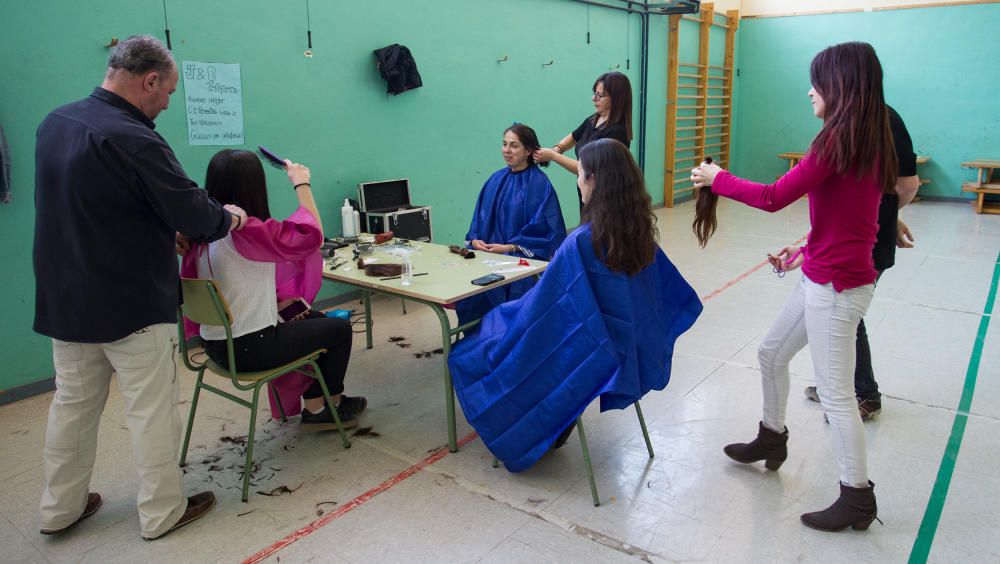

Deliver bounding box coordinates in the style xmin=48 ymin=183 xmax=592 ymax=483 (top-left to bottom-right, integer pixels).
xmin=552 ymin=423 xmax=575 ymax=450
xmin=820 ymin=398 xmax=883 ymax=424
xmin=300 ymin=399 xmax=363 ymax=432
xmin=858 ymin=398 xmax=882 ymax=422
xmin=338 ymin=395 xmax=368 ymax=418
xmin=804 ymin=386 xmax=820 ymax=403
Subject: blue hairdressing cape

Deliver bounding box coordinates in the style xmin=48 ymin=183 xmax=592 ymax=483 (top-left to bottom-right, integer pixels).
xmin=457 ymin=165 xmax=567 ymax=324
xmin=449 ymin=225 xmax=702 ymax=472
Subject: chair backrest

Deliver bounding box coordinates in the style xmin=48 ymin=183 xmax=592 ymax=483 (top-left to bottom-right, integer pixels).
xmin=179 ymin=278 xmax=242 ymax=380
xmin=181 ymin=278 xmax=234 ymax=327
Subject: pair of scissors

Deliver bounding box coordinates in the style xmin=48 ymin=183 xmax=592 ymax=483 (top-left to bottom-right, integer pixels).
xmin=772 ymin=248 xmax=804 ymax=278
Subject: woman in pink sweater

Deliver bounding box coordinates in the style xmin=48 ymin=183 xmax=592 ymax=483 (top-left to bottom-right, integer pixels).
xmin=690 ymin=42 xmax=898 ymax=532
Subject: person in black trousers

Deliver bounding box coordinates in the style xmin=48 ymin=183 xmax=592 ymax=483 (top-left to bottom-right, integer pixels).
xmin=187 ymin=149 xmax=366 ymax=431
xmin=804 ymin=105 xmax=920 ymax=420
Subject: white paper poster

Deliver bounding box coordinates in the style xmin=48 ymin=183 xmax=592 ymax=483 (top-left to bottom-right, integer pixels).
xmin=181 ymin=61 xmax=244 ymax=145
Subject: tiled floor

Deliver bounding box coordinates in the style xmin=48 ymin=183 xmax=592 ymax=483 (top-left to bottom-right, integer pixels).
xmin=1 ymin=199 xmax=997 ymax=563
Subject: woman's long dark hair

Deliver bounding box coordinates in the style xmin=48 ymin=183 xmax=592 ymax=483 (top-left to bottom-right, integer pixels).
xmin=692 ymin=156 xmax=718 ymax=247
xmin=579 ymin=139 xmax=656 ymax=275
xmin=809 ymin=42 xmax=897 ymax=194
xmin=505 ymin=123 xmax=548 ymax=168
xmin=205 ymin=149 xmax=271 ymax=220
xmin=593 ymin=72 xmax=633 ymax=141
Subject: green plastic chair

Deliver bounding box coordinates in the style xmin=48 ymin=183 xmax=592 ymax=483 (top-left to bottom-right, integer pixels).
xmin=493 ymin=401 xmax=654 ymax=507
xmin=177 ymin=278 xmax=351 ymax=502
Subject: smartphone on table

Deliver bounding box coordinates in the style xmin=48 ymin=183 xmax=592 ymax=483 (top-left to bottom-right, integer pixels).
xmin=471 ymin=273 xmax=505 ymax=286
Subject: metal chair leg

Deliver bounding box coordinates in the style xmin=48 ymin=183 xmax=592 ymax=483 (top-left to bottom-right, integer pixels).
xmin=635 ymin=401 xmax=654 ymax=458
xmin=269 ymin=382 xmax=287 ymax=423
xmin=315 ymin=363 xmax=351 ymax=449
xmin=576 ymin=417 xmax=600 ymax=506
xmin=242 ymin=386 xmax=261 ymax=502
xmin=401 ymin=298 xmax=407 ymax=315
xmin=179 ymin=371 xmax=205 ymax=466
xmin=363 ymin=291 xmax=373 ymax=349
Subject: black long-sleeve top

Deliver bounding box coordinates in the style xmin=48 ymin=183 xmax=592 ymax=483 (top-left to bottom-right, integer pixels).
xmin=34 ymin=87 xmax=231 ymax=343
xmin=872 ymin=105 xmax=918 ymax=271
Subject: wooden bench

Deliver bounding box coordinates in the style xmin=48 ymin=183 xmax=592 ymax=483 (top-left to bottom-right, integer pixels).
xmin=961 ymin=160 xmax=1000 ymax=214
xmin=778 ymin=152 xmax=931 ymax=192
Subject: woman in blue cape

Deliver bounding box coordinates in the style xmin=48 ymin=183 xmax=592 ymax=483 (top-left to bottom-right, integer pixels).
xmin=457 ymin=123 xmax=567 ymax=324
xmin=449 ymin=139 xmax=702 ymax=472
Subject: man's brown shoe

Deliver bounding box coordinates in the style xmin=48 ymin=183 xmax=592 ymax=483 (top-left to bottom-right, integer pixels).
xmin=143 ymin=492 xmax=216 ymax=541
xmin=40 ymin=493 xmax=102 ymax=535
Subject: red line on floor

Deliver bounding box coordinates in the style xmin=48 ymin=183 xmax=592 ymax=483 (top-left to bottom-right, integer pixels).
xmin=244 ymin=239 xmax=807 ymax=562
xmin=700 ymin=235 xmax=808 ymax=302
xmin=242 ymin=431 xmax=479 ymax=564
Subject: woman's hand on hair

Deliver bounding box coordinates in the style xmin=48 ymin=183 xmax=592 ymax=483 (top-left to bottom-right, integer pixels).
xmin=285 ymin=160 xmax=311 ymax=187
xmin=532 ymin=148 xmax=558 ymax=163
xmin=470 ymin=239 xmax=489 ymax=251
xmin=224 ymin=204 xmax=248 ymax=231
xmin=690 ymin=162 xmax=722 ymax=188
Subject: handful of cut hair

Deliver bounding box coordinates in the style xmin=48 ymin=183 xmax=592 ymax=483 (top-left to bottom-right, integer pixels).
xmin=449 ymin=245 xmax=475 ymax=259
xmin=357 ymin=257 xmax=403 ymax=277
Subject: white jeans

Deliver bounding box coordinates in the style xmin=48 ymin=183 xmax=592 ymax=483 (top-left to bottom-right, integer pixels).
xmin=757 ymin=276 xmax=874 ymax=487
xmin=39 ymin=324 xmax=187 ymax=538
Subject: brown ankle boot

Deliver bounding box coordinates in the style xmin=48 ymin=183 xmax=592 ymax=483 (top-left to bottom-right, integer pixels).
xmin=801 ymin=481 xmax=881 ymax=532
xmin=723 ymin=421 xmax=788 ymax=470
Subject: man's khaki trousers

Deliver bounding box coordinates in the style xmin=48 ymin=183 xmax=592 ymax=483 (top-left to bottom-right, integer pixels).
xmin=39 ymin=323 xmax=188 ymax=538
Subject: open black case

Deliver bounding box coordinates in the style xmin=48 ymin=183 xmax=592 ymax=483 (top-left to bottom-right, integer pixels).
xmin=357 ymin=178 xmax=432 ymax=241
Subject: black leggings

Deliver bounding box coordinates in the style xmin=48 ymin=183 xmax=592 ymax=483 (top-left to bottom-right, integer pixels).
xmin=204 ymin=311 xmax=352 ymax=398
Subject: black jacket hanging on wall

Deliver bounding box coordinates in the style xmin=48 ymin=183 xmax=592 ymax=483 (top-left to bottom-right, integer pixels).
xmin=373 ymin=44 xmax=423 ymax=95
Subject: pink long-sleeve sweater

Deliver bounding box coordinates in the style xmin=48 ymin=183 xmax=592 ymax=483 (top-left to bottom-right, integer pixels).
xmin=712 ymin=153 xmax=881 ymax=292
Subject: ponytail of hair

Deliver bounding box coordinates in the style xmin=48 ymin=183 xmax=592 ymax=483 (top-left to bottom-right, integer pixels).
xmin=692 ymin=156 xmax=719 ymax=247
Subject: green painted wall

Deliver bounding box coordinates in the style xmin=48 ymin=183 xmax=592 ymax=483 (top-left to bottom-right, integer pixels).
xmin=729 ymin=3 xmax=1000 ymax=195
xmin=9 ymin=2 xmax=992 ymax=394
xmin=0 ymin=0 xmax=684 ymax=393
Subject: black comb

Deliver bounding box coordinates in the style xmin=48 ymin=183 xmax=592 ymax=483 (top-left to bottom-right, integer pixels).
xmin=258 ymin=145 xmax=287 ymax=169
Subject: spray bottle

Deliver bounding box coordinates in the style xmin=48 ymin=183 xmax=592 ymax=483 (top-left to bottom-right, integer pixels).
xmin=341 ymin=199 xmax=356 ymax=238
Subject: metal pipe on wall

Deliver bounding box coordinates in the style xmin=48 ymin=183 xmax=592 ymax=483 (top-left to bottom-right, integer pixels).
xmin=638 ymin=8 xmax=649 ymax=170
xmin=567 ymin=0 xmax=644 ymax=14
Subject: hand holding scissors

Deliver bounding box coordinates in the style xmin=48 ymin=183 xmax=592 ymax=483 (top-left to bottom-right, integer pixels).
xmin=768 ymin=246 xmax=804 ymax=278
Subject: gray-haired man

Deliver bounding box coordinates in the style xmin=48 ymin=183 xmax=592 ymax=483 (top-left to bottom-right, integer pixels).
xmin=33 ymin=35 xmax=244 ymax=540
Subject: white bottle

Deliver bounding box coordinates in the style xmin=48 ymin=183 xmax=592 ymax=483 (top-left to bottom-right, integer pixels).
xmin=352 ymin=210 xmax=361 ymax=236
xmin=341 ymin=199 xmax=356 ymax=238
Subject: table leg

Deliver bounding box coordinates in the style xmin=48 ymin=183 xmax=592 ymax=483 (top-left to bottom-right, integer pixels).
xmin=363 ymin=290 xmax=373 ymax=349
xmin=429 ymin=305 xmax=458 ymax=452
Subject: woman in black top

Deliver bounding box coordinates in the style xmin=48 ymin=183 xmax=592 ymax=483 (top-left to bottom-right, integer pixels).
xmin=534 ymin=71 xmax=633 ymax=210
